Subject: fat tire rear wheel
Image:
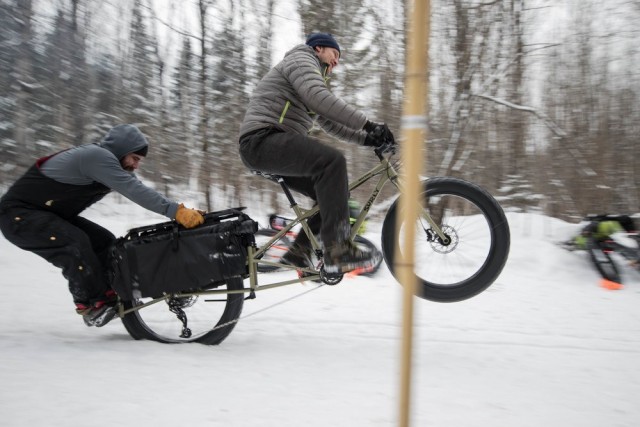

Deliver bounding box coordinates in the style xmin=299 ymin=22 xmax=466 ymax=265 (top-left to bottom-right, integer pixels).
xmin=121 ymin=277 xmax=245 ymax=345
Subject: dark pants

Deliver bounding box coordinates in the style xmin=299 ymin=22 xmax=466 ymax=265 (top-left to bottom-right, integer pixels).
xmin=239 ymin=128 xmax=350 ymax=250
xmin=0 ymin=207 xmax=115 ymax=305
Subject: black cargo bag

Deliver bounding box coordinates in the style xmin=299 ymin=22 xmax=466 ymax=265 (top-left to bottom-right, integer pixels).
xmin=110 ymin=208 xmax=257 ymax=300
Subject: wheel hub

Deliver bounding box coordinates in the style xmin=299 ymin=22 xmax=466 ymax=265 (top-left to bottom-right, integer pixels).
xmin=428 ymin=225 xmax=459 ymax=254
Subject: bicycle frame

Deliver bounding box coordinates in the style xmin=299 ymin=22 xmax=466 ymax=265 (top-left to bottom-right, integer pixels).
xmin=117 ymin=147 xmax=447 ymax=316
xmin=246 ymin=150 xmax=402 ymax=291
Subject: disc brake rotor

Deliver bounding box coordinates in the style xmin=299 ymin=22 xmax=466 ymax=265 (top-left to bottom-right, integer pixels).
xmin=429 ymin=225 xmax=459 ymax=254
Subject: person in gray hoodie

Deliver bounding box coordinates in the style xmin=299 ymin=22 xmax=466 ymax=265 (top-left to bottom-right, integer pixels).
xmin=239 ymin=32 xmax=394 ymax=275
xmin=0 ymin=124 xmax=204 ymax=326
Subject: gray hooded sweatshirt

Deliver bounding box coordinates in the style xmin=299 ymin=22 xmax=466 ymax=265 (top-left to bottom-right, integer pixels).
xmin=23 ymin=124 xmax=178 ymax=219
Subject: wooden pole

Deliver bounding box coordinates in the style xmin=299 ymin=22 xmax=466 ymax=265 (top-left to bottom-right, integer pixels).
xmin=397 ymin=1 xmax=430 ymax=426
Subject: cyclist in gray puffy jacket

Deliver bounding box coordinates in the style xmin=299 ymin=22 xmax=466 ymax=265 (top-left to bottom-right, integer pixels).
xmin=239 ymin=33 xmax=394 ymax=274
xmin=0 ymin=124 xmax=205 ymax=327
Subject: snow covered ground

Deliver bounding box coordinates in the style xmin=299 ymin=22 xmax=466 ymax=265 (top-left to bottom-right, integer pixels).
xmin=1 ymin=200 xmax=639 ymax=427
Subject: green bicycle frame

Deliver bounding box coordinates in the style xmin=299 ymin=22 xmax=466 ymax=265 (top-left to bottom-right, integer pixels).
xmin=117 ymin=150 xmax=448 ymax=317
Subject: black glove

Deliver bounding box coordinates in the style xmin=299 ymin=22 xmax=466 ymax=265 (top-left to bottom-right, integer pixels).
xmin=363 ymin=120 xmax=395 ymax=147
xmin=364 ymin=133 xmax=384 ymax=147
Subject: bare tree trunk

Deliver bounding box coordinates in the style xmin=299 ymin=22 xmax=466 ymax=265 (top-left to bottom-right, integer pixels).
xmin=14 ymin=0 xmax=34 ymax=163
xmin=198 ymin=0 xmax=212 ymax=210
xmin=508 ymin=0 xmax=526 ymax=176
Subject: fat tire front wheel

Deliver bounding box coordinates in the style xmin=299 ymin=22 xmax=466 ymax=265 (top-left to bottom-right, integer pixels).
xmin=381 ymin=177 xmax=510 ymax=302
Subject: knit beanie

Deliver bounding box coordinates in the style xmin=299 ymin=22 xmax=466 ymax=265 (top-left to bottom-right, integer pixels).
xmin=133 ymin=145 xmax=148 ymax=157
xmin=305 ymin=33 xmax=341 ymax=57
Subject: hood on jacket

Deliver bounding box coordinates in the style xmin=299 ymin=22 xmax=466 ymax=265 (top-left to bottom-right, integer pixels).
xmin=99 ymin=124 xmax=149 ymax=160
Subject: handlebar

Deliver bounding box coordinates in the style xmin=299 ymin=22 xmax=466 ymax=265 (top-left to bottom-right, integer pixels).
xmin=374 ymin=140 xmax=397 ymax=159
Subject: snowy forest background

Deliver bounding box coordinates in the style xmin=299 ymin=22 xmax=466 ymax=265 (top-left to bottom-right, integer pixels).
xmin=1 ymin=0 xmax=639 ymax=221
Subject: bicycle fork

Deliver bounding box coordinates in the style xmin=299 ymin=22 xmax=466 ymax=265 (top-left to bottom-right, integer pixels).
xmin=374 ymin=164 xmax=450 ymax=245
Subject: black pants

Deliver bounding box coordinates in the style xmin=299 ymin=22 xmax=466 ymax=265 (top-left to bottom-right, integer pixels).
xmin=0 ymin=206 xmax=115 ymax=305
xmin=239 ymin=128 xmax=350 ymax=249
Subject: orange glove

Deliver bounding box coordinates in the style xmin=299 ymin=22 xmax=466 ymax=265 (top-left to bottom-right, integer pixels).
xmin=175 ymin=203 xmax=205 ymax=228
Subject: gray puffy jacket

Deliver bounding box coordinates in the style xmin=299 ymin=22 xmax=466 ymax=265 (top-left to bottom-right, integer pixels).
xmin=239 ymin=44 xmax=368 ymax=144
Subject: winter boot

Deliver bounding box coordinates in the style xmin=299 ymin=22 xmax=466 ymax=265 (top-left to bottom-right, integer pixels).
xmin=324 ymin=241 xmax=376 ymax=274
xmin=76 ymin=289 xmax=118 ymax=327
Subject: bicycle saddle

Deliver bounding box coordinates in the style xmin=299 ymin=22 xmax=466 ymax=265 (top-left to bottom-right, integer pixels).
xmin=251 ymin=170 xmax=284 ymax=182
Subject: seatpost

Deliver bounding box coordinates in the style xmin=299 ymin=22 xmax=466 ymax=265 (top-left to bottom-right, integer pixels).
xmin=277 ymin=177 xmax=297 ymax=206
xmin=275 ymin=176 xmax=319 ymax=252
